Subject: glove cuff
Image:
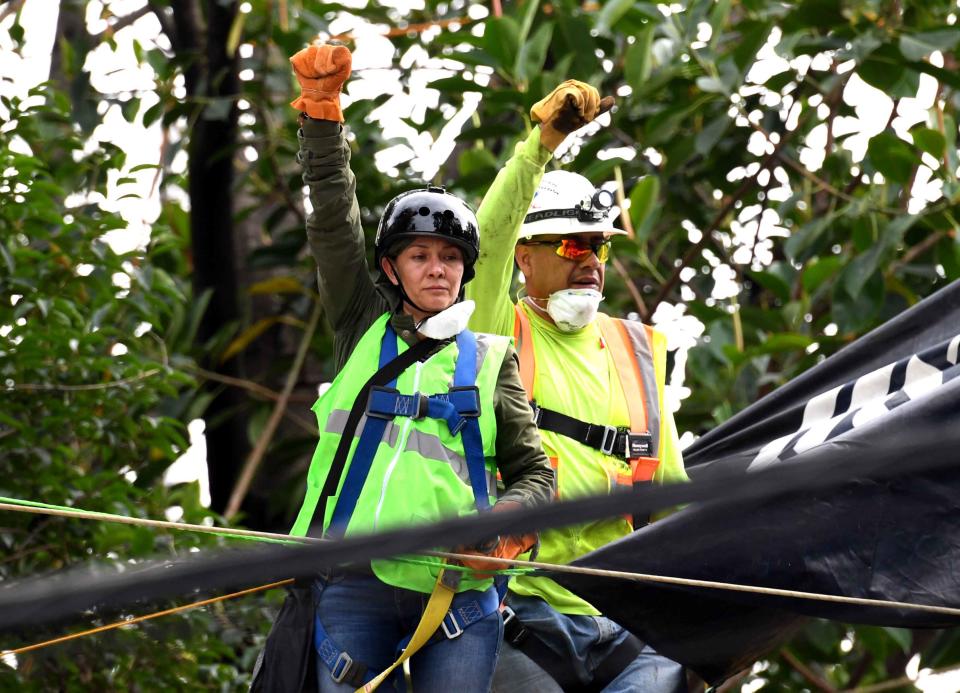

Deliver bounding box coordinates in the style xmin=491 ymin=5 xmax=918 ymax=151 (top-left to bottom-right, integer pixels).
xmin=290 ymin=95 xmax=343 ymax=122
xmin=538 ymin=123 xmax=567 ymax=152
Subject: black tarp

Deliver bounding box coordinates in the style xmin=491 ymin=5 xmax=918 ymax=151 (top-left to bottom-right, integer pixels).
xmin=553 ymin=280 xmax=960 ymax=684
xmin=3 ymin=285 xmax=960 ymax=686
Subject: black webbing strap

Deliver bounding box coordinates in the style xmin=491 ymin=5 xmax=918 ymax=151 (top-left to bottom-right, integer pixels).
xmin=534 ymin=406 xmax=653 ymax=461
xmin=308 ymin=333 xmax=444 ymax=537
xmin=587 ymin=632 xmax=646 ymax=692
xmin=503 ymin=610 xmax=645 ymax=692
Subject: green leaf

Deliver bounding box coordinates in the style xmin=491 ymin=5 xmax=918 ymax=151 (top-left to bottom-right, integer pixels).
xmin=695 ymin=115 xmax=730 ymax=156
xmin=842 ymin=215 xmax=914 ymax=297
xmin=858 ymin=44 xmax=911 ymax=95
xmin=428 ymin=76 xmax=481 ymax=94
xmin=247 ymin=276 xmax=308 ymax=296
xmin=802 ymin=256 xmax=842 ymax=294
xmin=882 ymin=627 xmax=913 ymax=654
xmin=833 ymin=270 xmax=884 ymax=332
xmin=748 ymin=333 xmax=813 ymax=356
xmin=121 ymin=97 xmax=140 ymax=123
xmin=732 ymin=20 xmax=772 ymax=71
xmin=898 ymin=29 xmax=960 ymax=61
xmin=625 ymin=26 xmax=655 ymax=93
xmin=781 ymin=0 xmax=844 ymax=33
xmin=746 ymin=269 xmax=791 ymax=303
xmin=866 ymin=131 xmax=918 ymax=185
xmin=629 ymin=175 xmax=660 ymax=242
xmin=911 ymin=127 xmax=946 ymax=159
xmin=785 ymin=214 xmax=835 ymax=263
xmin=483 ymin=17 xmax=520 ymax=75
xmin=458 ymin=148 xmax=498 ymax=178
xmin=596 ymin=0 xmax=635 ymax=36
xmin=516 ymin=22 xmax=554 ymax=84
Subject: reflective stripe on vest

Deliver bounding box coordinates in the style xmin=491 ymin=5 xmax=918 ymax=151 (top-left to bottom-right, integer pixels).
xmin=512 ymin=305 xmax=662 ymax=484
xmin=324 ymin=409 xmax=498 ymax=497
xmin=328 ymin=324 xmax=490 ymax=535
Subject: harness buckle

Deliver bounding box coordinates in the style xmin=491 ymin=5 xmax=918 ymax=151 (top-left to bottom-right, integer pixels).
xmin=411 ymin=392 xmax=429 ymax=420
xmin=330 ymin=651 xmax=355 ymax=684
xmin=500 ymin=605 xmax=528 ymax=646
xmin=441 ymin=610 xmax=464 ymax=639
xmin=530 ymin=401 xmax=542 ymax=426
xmin=501 ymin=604 xmax=516 ymax=626
xmin=365 ymin=386 xmax=401 ymax=420
xmin=599 ymin=425 xmax=618 ymax=456
xmin=448 ymin=385 xmax=481 ymax=417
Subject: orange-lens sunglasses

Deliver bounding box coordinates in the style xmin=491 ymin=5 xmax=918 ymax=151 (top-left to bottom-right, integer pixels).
xmin=523 ymin=238 xmax=611 ymax=262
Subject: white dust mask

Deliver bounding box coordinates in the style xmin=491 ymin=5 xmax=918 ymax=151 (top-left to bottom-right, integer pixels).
xmin=528 ymin=289 xmax=602 ymax=333
xmin=417 ymin=299 xmax=475 ymax=340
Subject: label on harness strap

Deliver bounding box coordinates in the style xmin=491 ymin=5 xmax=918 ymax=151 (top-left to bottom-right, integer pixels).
xmin=627 ymin=433 xmax=654 ymax=459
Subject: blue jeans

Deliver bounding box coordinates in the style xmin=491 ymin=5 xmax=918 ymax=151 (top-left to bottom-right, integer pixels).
xmin=314 ymin=571 xmax=503 ymax=693
xmin=492 ymin=594 xmax=687 ymax=693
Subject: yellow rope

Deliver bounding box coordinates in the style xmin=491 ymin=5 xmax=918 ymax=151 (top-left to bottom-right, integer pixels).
xmin=1 ymin=579 xmax=293 ymax=657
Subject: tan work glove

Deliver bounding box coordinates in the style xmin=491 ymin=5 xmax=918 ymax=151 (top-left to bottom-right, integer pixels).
xmin=531 ymin=80 xmax=616 ymax=151
xmin=289 ymin=43 xmax=352 ymax=122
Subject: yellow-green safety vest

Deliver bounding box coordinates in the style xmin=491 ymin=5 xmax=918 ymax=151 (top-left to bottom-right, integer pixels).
xmin=290 ymin=313 xmax=511 ymax=594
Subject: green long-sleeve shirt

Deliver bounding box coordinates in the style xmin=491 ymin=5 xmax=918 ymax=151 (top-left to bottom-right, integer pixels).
xmin=298 ymin=118 xmax=554 ymax=509
xmin=467 ymin=127 xmax=688 ymax=615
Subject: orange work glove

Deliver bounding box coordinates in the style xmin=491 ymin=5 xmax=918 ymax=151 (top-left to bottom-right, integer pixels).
xmin=457 ymin=532 xmax=539 ymax=580
xmin=454 ymin=501 xmax=539 ymax=579
xmin=530 ymin=80 xmax=616 ymax=151
xmin=289 ymin=43 xmax=352 ymax=122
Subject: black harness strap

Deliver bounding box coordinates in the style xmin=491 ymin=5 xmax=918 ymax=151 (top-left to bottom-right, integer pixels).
xmin=309 ymin=334 xmax=443 ymax=537
xmin=533 ymin=405 xmax=654 ymax=461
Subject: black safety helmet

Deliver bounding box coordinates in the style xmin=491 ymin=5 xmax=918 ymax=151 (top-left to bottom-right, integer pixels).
xmin=374 ymin=186 xmax=480 ymax=283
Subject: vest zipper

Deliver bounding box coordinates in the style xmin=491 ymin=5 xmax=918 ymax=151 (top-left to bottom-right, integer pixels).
xmin=373 ymin=360 xmax=423 ymax=530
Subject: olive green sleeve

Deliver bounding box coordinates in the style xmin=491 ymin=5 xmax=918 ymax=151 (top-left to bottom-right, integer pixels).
xmin=467 ymin=127 xmax=553 ymax=337
xmin=493 ymin=343 xmax=556 ymax=507
xmin=298 ymin=119 xmax=386 ymax=368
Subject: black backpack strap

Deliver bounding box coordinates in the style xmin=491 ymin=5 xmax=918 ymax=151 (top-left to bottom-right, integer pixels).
xmin=250 ymin=581 xmax=319 ymax=693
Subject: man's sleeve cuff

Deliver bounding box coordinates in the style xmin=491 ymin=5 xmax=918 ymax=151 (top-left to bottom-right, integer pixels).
xmin=519 ymin=126 xmax=553 ymax=168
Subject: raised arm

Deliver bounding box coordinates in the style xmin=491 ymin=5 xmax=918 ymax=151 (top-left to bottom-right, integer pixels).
xmin=292 ymin=45 xmax=380 ymax=335
xmin=466 ymin=127 xmax=553 ymax=336
xmin=467 ymin=81 xmax=613 ymax=336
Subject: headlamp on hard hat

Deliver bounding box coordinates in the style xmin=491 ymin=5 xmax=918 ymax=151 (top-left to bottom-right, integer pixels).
xmin=575 ymin=189 xmax=615 ymax=222
xmin=524 ymin=187 xmax=615 ymax=225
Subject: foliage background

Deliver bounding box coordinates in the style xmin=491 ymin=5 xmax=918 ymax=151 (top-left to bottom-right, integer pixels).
xmin=2 ymin=0 xmax=960 ymax=690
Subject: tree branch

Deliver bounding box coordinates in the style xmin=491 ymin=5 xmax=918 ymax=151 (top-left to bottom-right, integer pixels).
xmin=780 ymin=648 xmax=837 ymax=693
xmin=0 ymin=0 xmax=24 ymax=25
xmin=253 ymin=97 xmax=306 ymax=229
xmin=649 ymin=148 xmax=774 ymax=314
xmin=93 ymin=5 xmax=152 ymax=40
xmin=611 ymin=255 xmax=649 ymax=321
xmin=225 ymin=299 xmax=323 ymax=519
xmin=888 ymin=230 xmax=947 ymax=274
xmin=144 ymin=0 xmax=177 ymax=48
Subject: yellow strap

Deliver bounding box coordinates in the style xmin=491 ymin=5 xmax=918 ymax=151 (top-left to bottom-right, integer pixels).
xmin=357 ymin=568 xmax=457 ymax=692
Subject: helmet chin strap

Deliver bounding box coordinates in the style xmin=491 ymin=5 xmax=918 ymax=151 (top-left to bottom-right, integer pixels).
xmin=387 ymin=258 xmax=449 ymax=323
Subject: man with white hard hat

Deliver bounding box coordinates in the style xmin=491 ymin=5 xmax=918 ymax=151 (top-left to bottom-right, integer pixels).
xmin=466 ymin=81 xmax=689 ymax=692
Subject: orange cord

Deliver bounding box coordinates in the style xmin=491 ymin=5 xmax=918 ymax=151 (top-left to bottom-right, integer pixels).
xmin=1 ymin=579 xmax=294 ymax=657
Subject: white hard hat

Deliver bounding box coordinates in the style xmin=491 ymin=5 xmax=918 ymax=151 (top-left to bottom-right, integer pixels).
xmin=520 ymin=170 xmax=625 ymax=239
